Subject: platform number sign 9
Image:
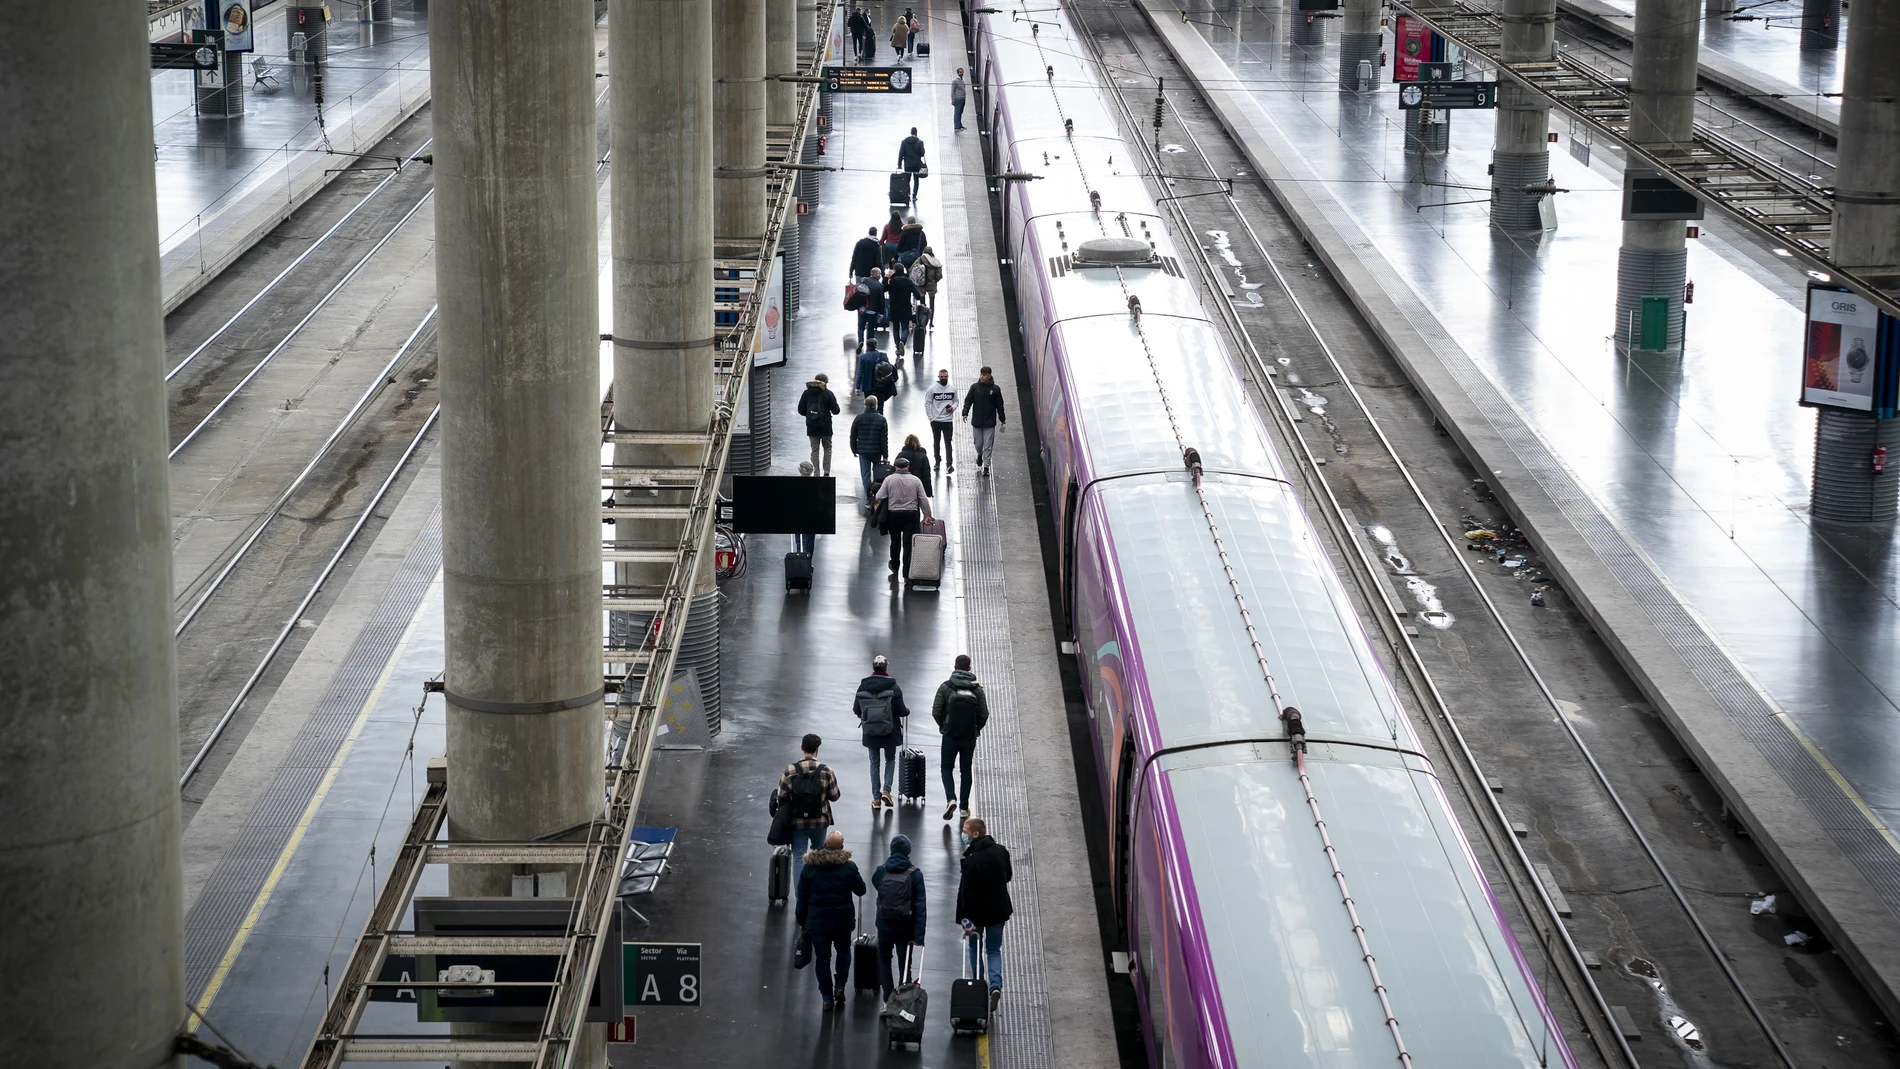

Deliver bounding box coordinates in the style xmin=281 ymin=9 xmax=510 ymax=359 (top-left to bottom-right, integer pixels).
xmin=623 ymin=943 xmax=701 ymax=1007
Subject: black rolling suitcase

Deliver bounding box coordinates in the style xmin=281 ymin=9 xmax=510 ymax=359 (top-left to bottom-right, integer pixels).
xmin=889 ymin=171 xmax=911 ymax=207
xmin=853 ymin=895 xmax=881 ymax=992
xmin=785 ymin=551 xmax=813 ymax=592
xmin=950 ymin=931 xmax=990 ymax=1034
xmin=897 ymin=747 xmax=928 ymax=805
xmin=918 ymin=41 xmax=931 ymax=57
xmin=768 ymin=844 xmax=792 ymax=905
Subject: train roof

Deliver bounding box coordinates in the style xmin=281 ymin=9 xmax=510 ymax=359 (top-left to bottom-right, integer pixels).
xmin=1162 ymin=744 xmax=1560 ymax=1067
xmin=1095 ymin=473 xmax=1406 ymax=750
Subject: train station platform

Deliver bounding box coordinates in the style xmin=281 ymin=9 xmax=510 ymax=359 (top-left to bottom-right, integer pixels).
xmin=1558 ymin=0 xmax=1844 ymax=136
xmin=154 ymin=0 xmax=431 ymax=312
xmin=171 ymin=3 xmax=1120 ymax=1064
xmin=1142 ymin=0 xmax=1900 ymax=1025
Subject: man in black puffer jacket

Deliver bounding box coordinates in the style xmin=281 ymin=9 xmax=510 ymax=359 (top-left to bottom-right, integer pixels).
xmin=796 ymin=373 xmax=840 ymax=477
xmin=849 ymin=396 xmax=889 ymax=499
xmin=956 ymin=817 xmax=1013 ymax=1013
xmin=931 ymin=655 xmax=989 ymax=820
xmin=796 ymin=830 xmax=867 ymax=1011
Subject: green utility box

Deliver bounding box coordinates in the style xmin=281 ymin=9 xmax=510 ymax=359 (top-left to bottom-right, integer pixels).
xmin=1639 ymin=295 xmax=1672 ymax=351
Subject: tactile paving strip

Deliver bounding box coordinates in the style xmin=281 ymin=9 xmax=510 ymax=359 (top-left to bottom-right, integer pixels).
xmin=959 ymin=472 xmax=1059 ymax=1067
xmin=183 ymin=508 xmax=443 ymax=1002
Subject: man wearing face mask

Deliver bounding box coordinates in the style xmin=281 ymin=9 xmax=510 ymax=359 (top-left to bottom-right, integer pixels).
xmin=956 ymin=816 xmax=1013 ymax=1012
xmin=925 ymin=368 xmax=958 ymax=473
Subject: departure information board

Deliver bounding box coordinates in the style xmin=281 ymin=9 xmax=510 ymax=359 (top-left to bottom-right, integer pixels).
xmin=824 ymin=66 xmax=914 ymax=93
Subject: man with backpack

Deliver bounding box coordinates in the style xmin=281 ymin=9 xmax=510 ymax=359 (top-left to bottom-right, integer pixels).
xmin=854 ymin=655 xmax=911 ymax=810
xmin=771 ymin=733 xmax=842 ymax=886
xmin=912 ymin=245 xmax=943 ymax=314
xmin=869 ymin=833 xmax=926 ymax=1002
xmin=852 ymin=269 xmax=887 ymax=354
xmin=931 ymin=655 xmax=990 ymax=820
xmin=849 ymin=225 xmax=882 ymax=282
xmin=796 ymin=372 xmax=839 ymax=478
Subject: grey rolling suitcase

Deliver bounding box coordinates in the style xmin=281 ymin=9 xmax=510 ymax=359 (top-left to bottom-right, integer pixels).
xmin=884 ymin=957 xmax=928 ymax=1048
xmin=906 ymin=533 xmax=945 ymax=589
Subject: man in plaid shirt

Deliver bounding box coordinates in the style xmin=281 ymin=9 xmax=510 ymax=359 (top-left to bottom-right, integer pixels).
xmin=772 ymin=733 xmax=842 ymax=885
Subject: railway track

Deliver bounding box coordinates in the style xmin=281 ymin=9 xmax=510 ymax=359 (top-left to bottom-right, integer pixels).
xmin=1067 ymin=4 xmax=1894 ymax=1066
xmin=173 ymin=88 xmax=618 ymax=807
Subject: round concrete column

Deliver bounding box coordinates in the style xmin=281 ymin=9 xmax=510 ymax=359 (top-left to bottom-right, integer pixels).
xmin=1812 ymin=409 xmax=1900 ymax=522
xmin=1492 ymin=0 xmax=1556 ymax=228
xmin=1337 ymin=0 xmax=1382 ymax=91
xmin=769 ymin=0 xmax=798 ymax=127
xmin=1 ymin=7 xmax=183 ymax=1069
xmin=715 ymin=0 xmax=769 ymax=242
xmin=431 ymin=3 xmax=605 ymax=1024
xmin=1800 ymin=0 xmax=1841 ymax=49
xmin=1615 ymin=0 xmax=1698 ymax=352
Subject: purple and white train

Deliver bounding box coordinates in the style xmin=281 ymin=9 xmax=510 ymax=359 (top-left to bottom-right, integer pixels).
xmin=968 ymin=4 xmax=1578 ymax=1066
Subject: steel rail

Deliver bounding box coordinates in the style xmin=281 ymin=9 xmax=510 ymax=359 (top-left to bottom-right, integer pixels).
xmin=1097 ymin=4 xmax=1803 ymax=1066
xmin=174 ymin=308 xmax=437 ymax=638
xmin=165 ymin=141 xmax=434 ymax=383
xmin=179 ymin=404 xmax=440 ymax=789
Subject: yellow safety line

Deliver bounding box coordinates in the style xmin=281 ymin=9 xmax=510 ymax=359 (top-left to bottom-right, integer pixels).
xmin=977 ymin=1032 xmax=991 ymax=1069
xmin=1776 ymin=711 xmax=1900 ymax=855
xmin=190 ymin=581 xmax=437 ymax=1027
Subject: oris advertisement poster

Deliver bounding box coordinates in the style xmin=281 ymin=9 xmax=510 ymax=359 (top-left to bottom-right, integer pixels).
xmin=1802 ymin=286 xmax=1879 ymax=411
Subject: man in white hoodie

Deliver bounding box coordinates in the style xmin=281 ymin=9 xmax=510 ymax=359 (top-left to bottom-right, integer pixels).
xmin=925 ymin=368 xmax=959 ymax=474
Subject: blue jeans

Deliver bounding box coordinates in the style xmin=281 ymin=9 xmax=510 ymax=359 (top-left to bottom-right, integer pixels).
xmin=868 ymin=744 xmax=898 ymax=793
xmin=790 ymin=825 xmax=824 ymax=887
xmin=794 ymin=532 xmax=815 ymax=555
xmin=953 ymin=98 xmax=966 ymax=129
xmin=965 ymin=924 xmax=1005 ymax=992
xmin=859 ymin=454 xmax=876 ymax=497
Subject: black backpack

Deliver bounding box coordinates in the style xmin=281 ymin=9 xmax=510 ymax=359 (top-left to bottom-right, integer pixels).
xmin=786 ymin=765 xmax=826 ymax=820
xmin=874 ymin=360 xmax=897 ymax=385
xmin=877 ymin=864 xmax=916 ymax=925
xmin=859 ymin=688 xmax=895 ymax=738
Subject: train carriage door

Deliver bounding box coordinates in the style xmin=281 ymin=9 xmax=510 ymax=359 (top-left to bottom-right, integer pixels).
xmin=1061 ymin=480 xmax=1079 ymax=638
xmin=1113 ymin=739 xmax=1135 ymax=942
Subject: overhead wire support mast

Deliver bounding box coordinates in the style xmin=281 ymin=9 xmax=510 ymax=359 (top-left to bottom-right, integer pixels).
xmin=295 ymin=8 xmax=837 ymax=1063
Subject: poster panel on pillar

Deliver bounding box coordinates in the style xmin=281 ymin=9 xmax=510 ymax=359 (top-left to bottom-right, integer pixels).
xmin=1801 ymin=286 xmax=1879 ymax=411
xmin=1394 ymin=17 xmax=1430 ymax=81
xmin=755 ymin=254 xmax=787 ymax=368
xmin=216 ymin=1 xmax=254 ymax=51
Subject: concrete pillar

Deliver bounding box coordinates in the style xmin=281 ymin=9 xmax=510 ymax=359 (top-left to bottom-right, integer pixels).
xmin=1338 ymin=0 xmax=1382 ymax=90
xmin=769 ymin=0 xmax=798 ymax=127
xmin=1813 ymin=0 xmax=1900 ymax=522
xmin=432 ymin=1 xmax=605 ymax=1062
xmin=1706 ymin=0 xmax=1736 ymax=14
xmin=1291 ymin=8 xmax=1325 ymax=46
xmin=1800 ymin=0 xmax=1841 ymax=49
xmin=715 ymin=0 xmax=769 ymax=243
xmin=610 ymin=0 xmax=722 ymax=731
xmin=1614 ymin=0 xmax=1698 ymax=352
xmin=1492 ymin=0 xmax=1556 ymax=228
xmin=0 ymin=7 xmax=183 ymax=1069
xmin=1833 ymin=0 xmax=1900 ymax=271
xmin=798 ymin=0 xmax=819 ymax=56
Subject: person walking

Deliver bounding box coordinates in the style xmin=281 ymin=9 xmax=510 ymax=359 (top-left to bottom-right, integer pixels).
xmin=886 ymin=264 xmax=920 ymax=361
xmin=849 ymin=394 xmax=889 ymax=499
xmin=913 ymin=245 xmax=943 ymax=314
xmin=854 ymin=655 xmax=911 ymax=809
xmin=795 ymin=828 xmax=866 ymax=1011
xmin=798 ymin=372 xmax=839 ymax=477
xmin=951 ymin=67 xmax=968 ymax=131
xmin=771 ymin=733 xmax=842 ymax=887
xmin=904 ymin=9 xmax=921 ymax=57
xmin=794 ymin=461 xmax=819 ymax=554
xmin=889 ymin=12 xmax=909 ymax=61
xmin=931 ymin=655 xmax=989 ymax=820
xmin=848 ymin=6 xmax=873 ymax=63
xmin=854 ymin=270 xmax=887 ymax=353
xmin=897 ymin=127 xmax=927 ymax=200
xmin=895 ymin=434 xmax=933 ymax=499
xmin=961 ymin=365 xmax=1007 ymax=476
xmin=880 ymin=210 xmax=905 ymax=265
xmin=875 ymin=457 xmax=932 ymax=577
xmin=869 ymin=834 xmax=927 ymax=1002
xmin=895 ymin=216 xmax=927 ymax=268
xmin=956 ymin=816 xmax=1013 ymax=1012
xmin=850 ymin=225 xmax=882 ymax=281
xmin=925 ymin=369 xmax=957 ymax=472
xmin=856 ymin=329 xmax=890 ymax=397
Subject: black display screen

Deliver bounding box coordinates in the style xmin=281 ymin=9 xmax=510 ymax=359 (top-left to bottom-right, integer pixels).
xmin=731 ymin=476 xmax=838 ymax=534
